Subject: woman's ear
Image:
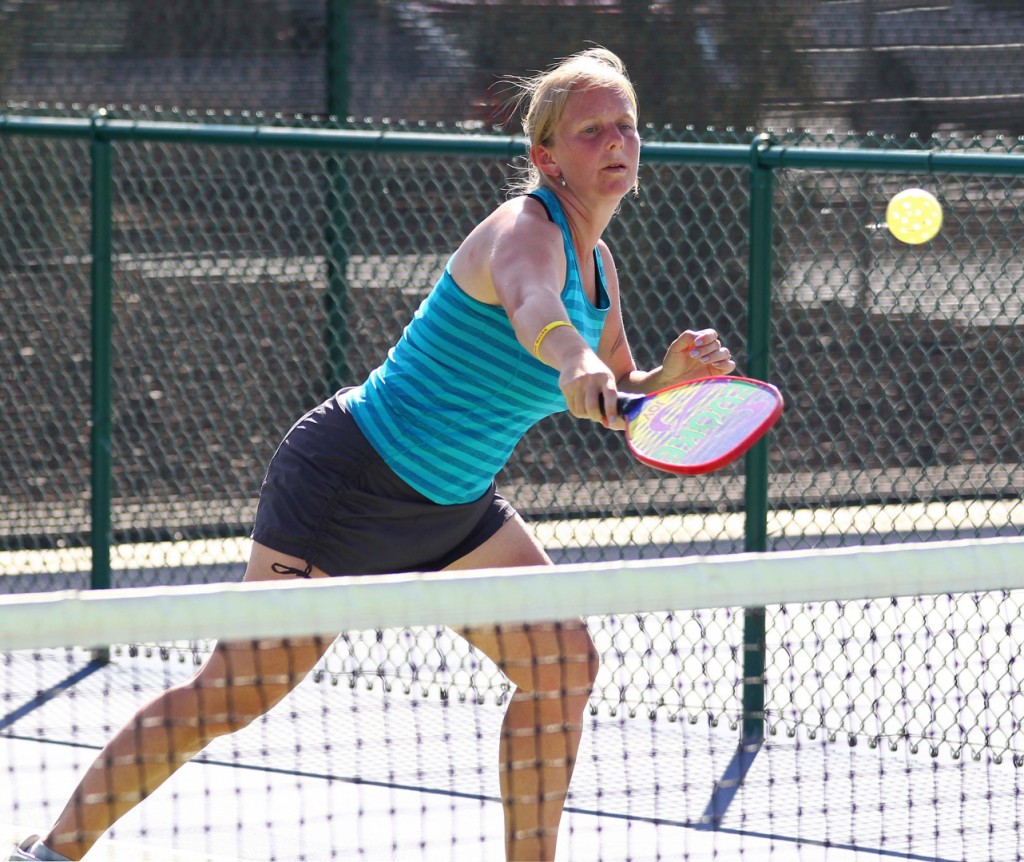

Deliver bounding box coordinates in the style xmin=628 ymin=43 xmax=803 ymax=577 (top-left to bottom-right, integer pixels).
xmin=530 ymin=143 xmax=560 ymax=183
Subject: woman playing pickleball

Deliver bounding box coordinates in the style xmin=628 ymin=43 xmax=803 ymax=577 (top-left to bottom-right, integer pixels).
xmin=12 ymin=46 xmax=734 ymax=862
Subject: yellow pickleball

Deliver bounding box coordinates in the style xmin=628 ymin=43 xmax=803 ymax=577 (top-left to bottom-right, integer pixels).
xmin=885 ymin=188 xmax=943 ymax=244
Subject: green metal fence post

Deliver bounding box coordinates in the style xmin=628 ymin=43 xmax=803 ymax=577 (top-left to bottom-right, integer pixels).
xmin=741 ymin=133 xmax=775 ymax=743
xmin=324 ymin=0 xmax=351 ymax=392
xmin=90 ymin=109 xmax=113 ymax=597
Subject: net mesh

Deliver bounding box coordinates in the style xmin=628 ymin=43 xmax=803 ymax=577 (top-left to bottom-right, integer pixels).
xmin=4 ymin=537 xmax=1024 ymax=861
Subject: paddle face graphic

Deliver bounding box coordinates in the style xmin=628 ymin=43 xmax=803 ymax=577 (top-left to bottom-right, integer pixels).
xmin=617 ymin=377 xmax=783 ymax=475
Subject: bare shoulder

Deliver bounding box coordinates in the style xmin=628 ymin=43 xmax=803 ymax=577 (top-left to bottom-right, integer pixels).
xmin=596 ymin=238 xmax=621 ymax=294
xmin=477 ymin=195 xmax=560 ymax=252
xmin=450 ymin=194 xmax=564 ymax=304
xmin=596 ymin=237 xmax=617 ymax=270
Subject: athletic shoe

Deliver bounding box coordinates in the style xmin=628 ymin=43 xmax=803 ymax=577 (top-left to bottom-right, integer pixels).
xmin=8 ymin=837 xmax=70 ymax=861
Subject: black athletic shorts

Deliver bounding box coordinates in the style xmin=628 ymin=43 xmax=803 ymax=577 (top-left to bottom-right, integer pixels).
xmin=251 ymin=389 xmax=517 ymax=576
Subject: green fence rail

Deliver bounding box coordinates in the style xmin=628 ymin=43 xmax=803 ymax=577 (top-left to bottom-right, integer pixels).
xmin=2 ymin=113 xmax=1024 ymax=742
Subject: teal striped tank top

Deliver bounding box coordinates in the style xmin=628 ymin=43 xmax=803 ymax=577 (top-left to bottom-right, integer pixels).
xmin=348 ymin=187 xmax=610 ymax=504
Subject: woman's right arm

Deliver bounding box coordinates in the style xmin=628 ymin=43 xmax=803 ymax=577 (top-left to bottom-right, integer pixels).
xmin=450 ymin=198 xmax=619 ymax=424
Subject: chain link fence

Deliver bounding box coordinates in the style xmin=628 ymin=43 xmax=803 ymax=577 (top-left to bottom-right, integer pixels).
xmin=1 ymin=114 xmax=1022 ymax=593
xmin=2 ymin=0 xmax=1024 ymax=776
xmin=2 ymin=107 xmax=1024 ymax=757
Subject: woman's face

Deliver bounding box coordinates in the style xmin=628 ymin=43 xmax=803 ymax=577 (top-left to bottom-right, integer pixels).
xmin=548 ymin=84 xmax=640 ymax=200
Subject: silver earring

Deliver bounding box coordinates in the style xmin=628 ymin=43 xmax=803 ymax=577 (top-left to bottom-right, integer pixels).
xmin=558 ymin=174 xmax=567 ymax=188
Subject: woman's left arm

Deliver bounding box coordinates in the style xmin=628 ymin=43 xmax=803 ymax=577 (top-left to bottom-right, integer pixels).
xmin=596 ymin=242 xmax=736 ymax=395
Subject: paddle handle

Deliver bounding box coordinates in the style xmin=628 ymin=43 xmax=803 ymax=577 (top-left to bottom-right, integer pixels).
xmin=616 ymin=393 xmax=645 ymax=418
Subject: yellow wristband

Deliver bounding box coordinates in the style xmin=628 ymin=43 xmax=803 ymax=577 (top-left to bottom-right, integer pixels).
xmin=533 ymin=320 xmax=576 ymax=359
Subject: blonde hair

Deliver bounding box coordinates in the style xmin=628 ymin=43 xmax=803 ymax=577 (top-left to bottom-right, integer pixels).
xmin=507 ymin=47 xmax=639 ymax=195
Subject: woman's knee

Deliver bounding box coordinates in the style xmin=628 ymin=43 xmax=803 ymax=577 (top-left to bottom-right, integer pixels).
xmin=498 ymin=622 xmax=599 ymax=697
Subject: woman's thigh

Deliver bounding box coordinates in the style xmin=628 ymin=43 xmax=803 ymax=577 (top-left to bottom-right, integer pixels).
xmin=446 ymin=518 xmax=597 ymax=693
xmin=443 ymin=511 xmax=550 ymax=571
xmin=187 ymin=542 xmax=333 ymax=712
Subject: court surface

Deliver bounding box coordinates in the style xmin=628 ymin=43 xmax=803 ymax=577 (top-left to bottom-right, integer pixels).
xmin=5 ymin=507 xmax=1024 ymax=860
xmin=4 ymin=642 xmax=1022 ymax=862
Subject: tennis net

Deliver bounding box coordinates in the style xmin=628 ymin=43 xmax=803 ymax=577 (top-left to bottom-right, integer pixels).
xmin=3 ymin=536 xmax=1024 ymax=861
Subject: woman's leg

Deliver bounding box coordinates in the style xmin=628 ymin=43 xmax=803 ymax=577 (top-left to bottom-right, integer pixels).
xmin=447 ymin=515 xmax=600 ymax=862
xmin=43 ymin=542 xmax=333 ymax=860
